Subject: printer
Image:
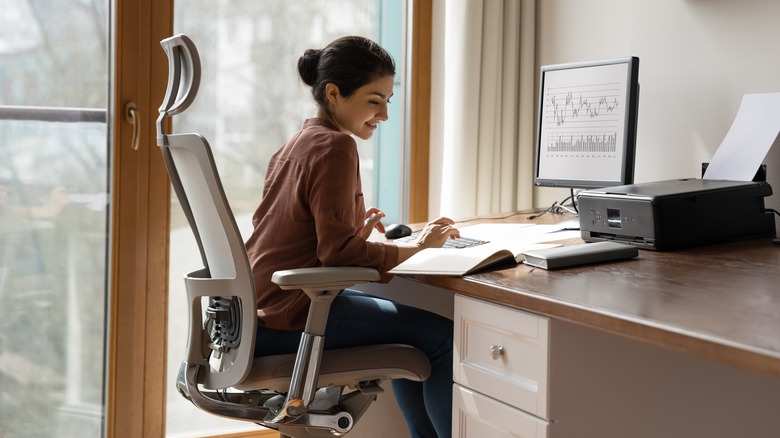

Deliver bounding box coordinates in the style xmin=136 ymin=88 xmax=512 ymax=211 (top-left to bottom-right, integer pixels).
xmin=577 ymin=178 xmax=776 ymax=250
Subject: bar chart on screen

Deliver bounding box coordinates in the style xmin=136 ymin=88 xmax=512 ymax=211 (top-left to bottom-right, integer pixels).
xmin=548 ymin=132 xmax=618 ymax=153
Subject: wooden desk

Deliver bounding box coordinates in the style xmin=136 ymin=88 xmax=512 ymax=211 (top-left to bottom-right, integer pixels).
xmin=369 ymin=212 xmax=780 ymax=437
xmin=413 ymin=212 xmax=780 ymax=380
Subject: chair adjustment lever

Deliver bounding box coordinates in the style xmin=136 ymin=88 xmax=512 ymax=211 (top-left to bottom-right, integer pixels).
xmin=356 ymin=380 xmax=384 ymax=395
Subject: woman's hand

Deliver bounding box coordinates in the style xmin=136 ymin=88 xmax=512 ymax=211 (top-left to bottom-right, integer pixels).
xmin=414 ymin=216 xmax=460 ymax=249
xmin=359 ymin=207 xmax=386 ymax=239
xmin=393 ymin=216 xmax=460 ymax=265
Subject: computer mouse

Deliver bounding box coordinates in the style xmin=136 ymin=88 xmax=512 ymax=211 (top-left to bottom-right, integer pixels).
xmin=385 ymin=223 xmax=412 ymax=239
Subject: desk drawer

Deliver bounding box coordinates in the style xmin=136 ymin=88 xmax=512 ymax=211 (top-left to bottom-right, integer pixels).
xmin=453 ymin=383 xmax=550 ymax=438
xmin=454 ymin=295 xmax=552 ymax=419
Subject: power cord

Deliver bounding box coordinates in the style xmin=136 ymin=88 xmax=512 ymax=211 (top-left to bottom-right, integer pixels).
xmin=528 ymin=188 xmax=580 ymax=220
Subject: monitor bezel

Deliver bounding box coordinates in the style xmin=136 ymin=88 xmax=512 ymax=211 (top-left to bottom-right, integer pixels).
xmin=533 ymin=56 xmax=640 ymax=190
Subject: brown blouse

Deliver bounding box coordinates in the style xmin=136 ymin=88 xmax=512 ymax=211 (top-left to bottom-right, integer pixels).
xmin=245 ymin=118 xmax=399 ymax=330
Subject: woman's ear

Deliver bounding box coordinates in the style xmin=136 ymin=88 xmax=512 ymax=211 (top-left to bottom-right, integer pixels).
xmin=325 ymin=83 xmax=341 ymax=105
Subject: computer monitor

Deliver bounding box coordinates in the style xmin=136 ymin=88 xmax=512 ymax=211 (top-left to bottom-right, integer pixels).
xmin=534 ymin=57 xmax=639 ymax=189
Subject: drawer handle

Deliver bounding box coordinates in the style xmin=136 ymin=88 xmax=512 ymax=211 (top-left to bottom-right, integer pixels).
xmin=489 ymin=344 xmax=504 ymax=360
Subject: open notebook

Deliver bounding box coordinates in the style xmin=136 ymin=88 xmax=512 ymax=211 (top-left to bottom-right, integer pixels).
xmin=388 ymin=223 xmax=579 ymax=276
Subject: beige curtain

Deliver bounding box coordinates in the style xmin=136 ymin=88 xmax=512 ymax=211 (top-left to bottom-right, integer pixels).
xmin=429 ymin=0 xmax=536 ymax=219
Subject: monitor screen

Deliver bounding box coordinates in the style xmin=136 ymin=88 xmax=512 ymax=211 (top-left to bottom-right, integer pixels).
xmin=534 ymin=57 xmax=639 ymax=189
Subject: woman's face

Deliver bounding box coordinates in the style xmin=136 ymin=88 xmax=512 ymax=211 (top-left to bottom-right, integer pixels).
xmin=328 ymin=75 xmax=394 ymax=140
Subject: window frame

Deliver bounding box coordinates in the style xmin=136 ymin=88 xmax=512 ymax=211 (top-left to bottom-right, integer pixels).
xmin=409 ymin=0 xmax=432 ymax=223
xmin=108 ymin=0 xmax=172 ymax=436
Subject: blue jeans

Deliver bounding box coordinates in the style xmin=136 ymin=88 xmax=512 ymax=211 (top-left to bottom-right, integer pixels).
xmin=254 ymin=290 xmax=453 ymax=438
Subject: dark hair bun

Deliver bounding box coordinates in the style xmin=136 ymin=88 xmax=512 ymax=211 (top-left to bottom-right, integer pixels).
xmin=297 ymin=49 xmax=322 ymax=87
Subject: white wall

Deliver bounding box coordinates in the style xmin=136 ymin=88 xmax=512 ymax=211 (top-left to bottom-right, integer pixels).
xmin=535 ymin=0 xmax=780 ymax=226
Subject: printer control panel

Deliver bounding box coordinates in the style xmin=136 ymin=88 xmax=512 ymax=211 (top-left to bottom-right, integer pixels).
xmin=579 ymin=197 xmax=657 ymax=248
xmin=583 ymin=203 xmax=652 ymax=233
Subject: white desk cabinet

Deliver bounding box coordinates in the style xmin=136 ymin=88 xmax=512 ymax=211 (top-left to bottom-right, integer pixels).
xmin=451 ymin=293 xmax=780 ymax=438
xmin=453 ymin=295 xmax=554 ymax=437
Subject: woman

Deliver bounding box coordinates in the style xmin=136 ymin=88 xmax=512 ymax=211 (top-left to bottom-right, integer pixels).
xmin=245 ymin=36 xmax=458 ymax=437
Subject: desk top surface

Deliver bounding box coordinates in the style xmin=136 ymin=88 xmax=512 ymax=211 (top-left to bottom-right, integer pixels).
xmin=404 ymin=212 xmax=780 ymax=378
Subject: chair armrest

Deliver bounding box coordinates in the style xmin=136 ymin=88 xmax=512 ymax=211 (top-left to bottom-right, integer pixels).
xmin=268 ymin=266 xmax=381 ymax=421
xmin=271 ymin=267 xmax=380 ymax=291
xmin=272 ymin=266 xmax=381 ymax=335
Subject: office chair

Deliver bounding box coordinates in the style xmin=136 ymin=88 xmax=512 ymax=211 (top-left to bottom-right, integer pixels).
xmin=156 ymin=34 xmax=431 ymax=437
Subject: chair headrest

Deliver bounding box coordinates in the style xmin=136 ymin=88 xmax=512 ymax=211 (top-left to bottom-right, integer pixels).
xmin=157 ymin=33 xmax=201 ymax=145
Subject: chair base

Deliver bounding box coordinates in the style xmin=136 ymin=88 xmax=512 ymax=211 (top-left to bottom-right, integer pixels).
xmin=177 ymin=362 xmax=377 ymax=437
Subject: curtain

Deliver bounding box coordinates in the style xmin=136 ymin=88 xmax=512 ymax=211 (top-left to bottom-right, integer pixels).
xmin=429 ymin=0 xmax=536 ymax=219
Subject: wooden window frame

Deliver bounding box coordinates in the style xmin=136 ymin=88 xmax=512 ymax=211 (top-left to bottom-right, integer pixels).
xmin=108 ymin=0 xmax=172 ymax=436
xmin=409 ymin=0 xmax=433 ymax=223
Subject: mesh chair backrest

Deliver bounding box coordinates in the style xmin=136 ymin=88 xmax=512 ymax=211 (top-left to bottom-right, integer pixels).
xmin=157 ymin=34 xmax=256 ymax=390
xmin=166 ymin=136 xmax=238 ymax=278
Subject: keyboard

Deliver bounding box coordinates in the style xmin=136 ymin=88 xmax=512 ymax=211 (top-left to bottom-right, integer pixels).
xmin=395 ymin=235 xmax=489 ymax=249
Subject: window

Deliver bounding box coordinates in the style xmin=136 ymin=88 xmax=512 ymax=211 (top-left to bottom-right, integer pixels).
xmin=0 ymin=1 xmax=110 ymax=436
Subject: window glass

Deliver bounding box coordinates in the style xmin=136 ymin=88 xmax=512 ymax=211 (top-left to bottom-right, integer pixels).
xmin=167 ymin=1 xmax=406 ymax=435
xmin=0 ymin=1 xmax=110 ymax=436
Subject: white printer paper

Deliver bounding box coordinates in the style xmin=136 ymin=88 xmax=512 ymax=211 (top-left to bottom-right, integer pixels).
xmin=703 ymin=93 xmax=780 ymax=181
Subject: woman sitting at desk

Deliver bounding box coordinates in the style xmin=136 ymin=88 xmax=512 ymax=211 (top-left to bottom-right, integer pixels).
xmin=245 ymin=36 xmax=458 ymax=437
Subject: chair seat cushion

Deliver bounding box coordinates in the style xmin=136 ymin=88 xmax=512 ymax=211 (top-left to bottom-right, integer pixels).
xmin=234 ymin=343 xmax=431 ymax=392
